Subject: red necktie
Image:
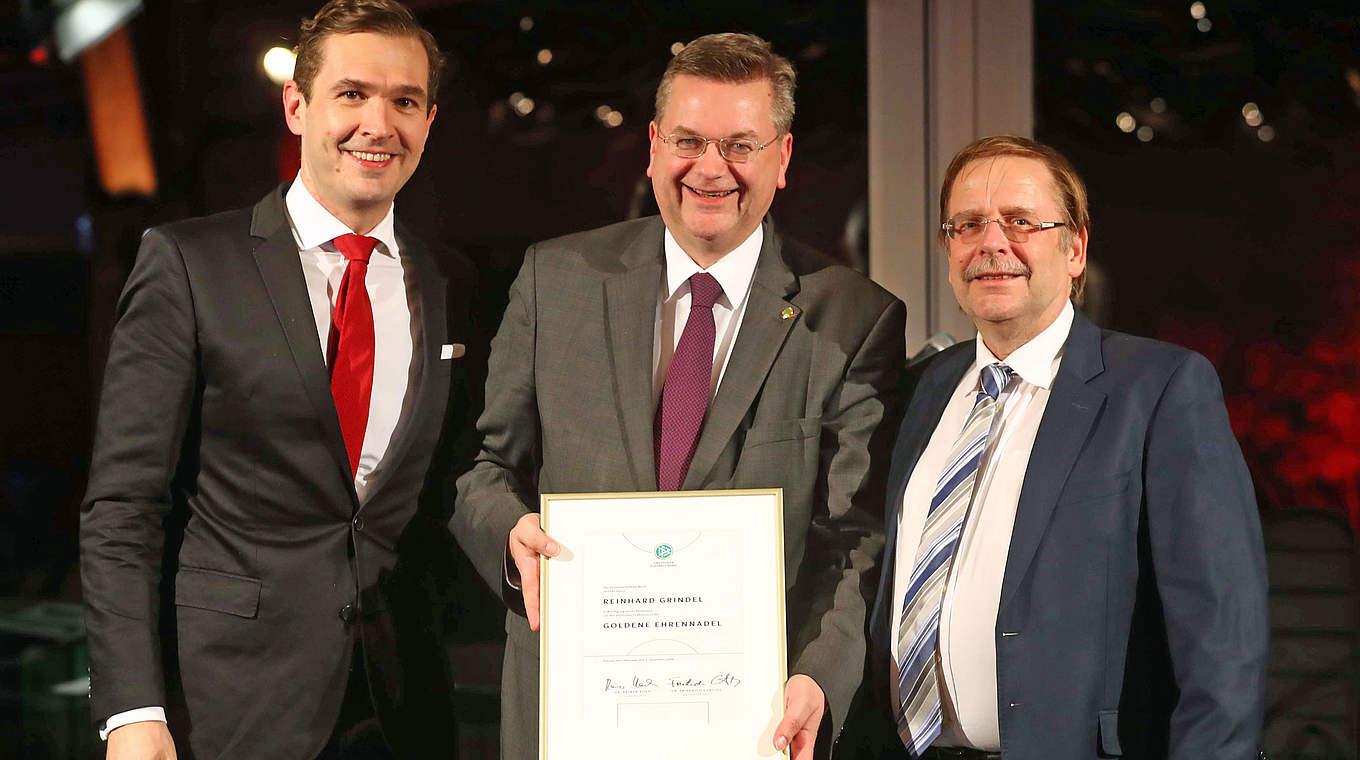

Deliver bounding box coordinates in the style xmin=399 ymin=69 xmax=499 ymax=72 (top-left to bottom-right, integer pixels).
xmin=655 ymin=272 xmax=723 ymax=491
xmin=329 ymin=233 xmax=378 ymax=477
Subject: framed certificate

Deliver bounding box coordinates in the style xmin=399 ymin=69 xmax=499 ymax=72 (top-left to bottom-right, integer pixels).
xmin=539 ymin=489 xmax=787 ymax=760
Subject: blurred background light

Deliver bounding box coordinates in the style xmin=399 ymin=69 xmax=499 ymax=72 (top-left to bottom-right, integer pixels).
xmin=52 ymin=0 xmax=144 ymax=62
xmin=262 ymin=46 xmax=295 ymax=86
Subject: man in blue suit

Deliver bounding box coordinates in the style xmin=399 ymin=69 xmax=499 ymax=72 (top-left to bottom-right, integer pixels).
xmin=842 ymin=136 xmax=1268 ymax=760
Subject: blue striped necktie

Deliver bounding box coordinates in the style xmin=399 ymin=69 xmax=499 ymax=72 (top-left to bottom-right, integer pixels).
xmin=895 ymin=362 xmax=1014 ymax=757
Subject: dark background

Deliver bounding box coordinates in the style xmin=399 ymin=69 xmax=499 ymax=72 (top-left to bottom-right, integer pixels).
xmin=1 ymin=0 xmax=1358 ymax=756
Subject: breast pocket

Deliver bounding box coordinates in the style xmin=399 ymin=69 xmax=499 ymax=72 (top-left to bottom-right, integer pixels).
xmin=742 ymin=416 xmax=820 ymax=448
xmin=1057 ymin=470 xmax=1132 ymax=507
xmin=734 ymin=417 xmax=821 ymax=495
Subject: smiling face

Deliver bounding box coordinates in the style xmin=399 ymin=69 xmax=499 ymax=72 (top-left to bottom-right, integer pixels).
xmin=647 ymin=74 xmax=792 ymax=266
xmin=945 ymin=155 xmax=1087 ymax=356
xmin=283 ymin=31 xmax=435 ymax=234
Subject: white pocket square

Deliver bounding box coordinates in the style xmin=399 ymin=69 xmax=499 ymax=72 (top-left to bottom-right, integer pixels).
xmin=441 ymin=343 xmax=465 ymax=360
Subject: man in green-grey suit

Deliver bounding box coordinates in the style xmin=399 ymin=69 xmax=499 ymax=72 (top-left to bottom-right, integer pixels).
xmin=451 ymin=32 xmax=905 ymax=760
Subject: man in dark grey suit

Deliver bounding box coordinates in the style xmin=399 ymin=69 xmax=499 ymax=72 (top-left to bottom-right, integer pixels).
xmin=843 ymin=135 xmax=1268 ymax=760
xmin=451 ymin=33 xmax=905 ymax=760
xmin=80 ymin=2 xmax=473 ymax=758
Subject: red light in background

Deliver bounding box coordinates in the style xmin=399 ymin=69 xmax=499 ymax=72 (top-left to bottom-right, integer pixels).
xmin=30 ymin=45 xmax=50 ymax=66
xmin=276 ymin=131 xmax=301 ymax=183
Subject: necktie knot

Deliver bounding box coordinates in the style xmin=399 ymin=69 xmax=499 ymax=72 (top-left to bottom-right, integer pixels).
xmin=979 ymin=362 xmax=1014 ymax=402
xmin=334 ymin=233 xmax=378 ymax=264
xmin=688 ymin=272 xmax=723 ymax=310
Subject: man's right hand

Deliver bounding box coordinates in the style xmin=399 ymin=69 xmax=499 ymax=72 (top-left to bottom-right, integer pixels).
xmin=508 ymin=512 xmax=560 ymax=631
xmin=107 ymin=721 xmax=176 ymax=760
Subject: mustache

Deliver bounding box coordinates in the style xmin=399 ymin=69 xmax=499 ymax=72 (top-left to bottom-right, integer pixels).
xmin=963 ymin=255 xmax=1031 ymax=281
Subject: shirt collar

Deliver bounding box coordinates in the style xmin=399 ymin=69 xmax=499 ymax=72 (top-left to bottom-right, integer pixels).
xmin=661 ymin=223 xmax=763 ymax=308
xmin=973 ymin=299 xmax=1074 ymax=390
xmin=284 ymin=174 xmax=398 ymax=259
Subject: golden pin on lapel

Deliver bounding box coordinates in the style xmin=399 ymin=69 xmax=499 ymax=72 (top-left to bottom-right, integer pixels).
xmin=780 ymin=306 xmax=797 ymax=320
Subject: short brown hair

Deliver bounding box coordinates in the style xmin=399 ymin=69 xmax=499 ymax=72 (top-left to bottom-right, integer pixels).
xmin=654 ymin=33 xmax=797 ymax=136
xmin=939 ymin=135 xmax=1090 ymax=301
xmin=293 ymin=0 xmax=446 ymax=110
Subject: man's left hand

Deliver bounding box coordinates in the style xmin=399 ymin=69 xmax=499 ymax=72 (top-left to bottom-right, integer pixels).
xmin=774 ymin=674 xmax=825 ymax=760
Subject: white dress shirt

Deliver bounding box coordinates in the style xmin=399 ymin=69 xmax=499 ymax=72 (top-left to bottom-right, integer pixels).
xmin=889 ymin=300 xmax=1075 ymax=752
xmin=652 ymin=224 xmax=762 ymax=399
xmin=287 ymin=176 xmax=418 ymax=502
xmin=101 ymin=179 xmax=418 ymax=739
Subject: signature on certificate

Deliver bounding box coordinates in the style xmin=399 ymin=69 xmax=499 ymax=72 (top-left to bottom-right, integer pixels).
xmin=603 ymin=672 xmax=742 ymax=692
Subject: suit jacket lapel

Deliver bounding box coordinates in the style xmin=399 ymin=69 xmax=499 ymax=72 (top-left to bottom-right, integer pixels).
xmin=360 ymin=223 xmax=447 ymax=504
xmin=869 ymin=346 xmax=973 ymax=662
xmin=682 ymin=222 xmax=799 ymax=490
xmin=604 ymin=222 xmax=666 ymax=491
xmin=884 ymin=347 xmax=975 ymax=524
xmin=249 ymin=186 xmax=356 ymax=495
xmin=1000 ymin=311 xmax=1107 ymax=611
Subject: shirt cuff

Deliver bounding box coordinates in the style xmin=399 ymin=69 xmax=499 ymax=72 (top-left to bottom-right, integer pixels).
xmin=100 ymin=706 xmax=167 ymax=741
xmin=504 ymin=546 xmax=522 ymax=591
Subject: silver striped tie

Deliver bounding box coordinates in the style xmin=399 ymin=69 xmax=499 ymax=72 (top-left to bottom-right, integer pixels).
xmin=895 ymin=362 xmax=1013 ymax=757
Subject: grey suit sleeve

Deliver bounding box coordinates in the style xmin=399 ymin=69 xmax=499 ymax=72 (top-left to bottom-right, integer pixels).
xmin=1144 ymin=352 xmax=1268 ymax=760
xmin=79 ymin=227 xmax=199 ymax=724
xmin=450 ymin=246 xmax=541 ymax=607
xmin=790 ymin=296 xmax=906 ymax=731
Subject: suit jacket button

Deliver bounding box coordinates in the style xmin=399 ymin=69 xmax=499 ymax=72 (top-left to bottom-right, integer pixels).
xmin=339 ymin=604 xmax=357 ymax=623
xmin=352 ymin=516 xmax=365 ymax=532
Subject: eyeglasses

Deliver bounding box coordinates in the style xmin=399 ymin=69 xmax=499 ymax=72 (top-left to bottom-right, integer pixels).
xmin=658 ymin=132 xmax=778 ymax=163
xmin=942 ymin=215 xmax=1066 ymax=243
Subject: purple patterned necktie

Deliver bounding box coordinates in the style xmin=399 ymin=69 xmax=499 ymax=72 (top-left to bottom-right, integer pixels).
xmin=655 ymin=272 xmax=723 ymax=491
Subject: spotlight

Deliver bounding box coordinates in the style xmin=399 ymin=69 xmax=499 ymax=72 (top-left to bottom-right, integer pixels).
xmin=52 ymin=0 xmax=145 ymax=62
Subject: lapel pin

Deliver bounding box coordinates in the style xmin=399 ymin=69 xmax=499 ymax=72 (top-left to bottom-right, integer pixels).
xmin=780 ymin=306 xmax=797 ymax=320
